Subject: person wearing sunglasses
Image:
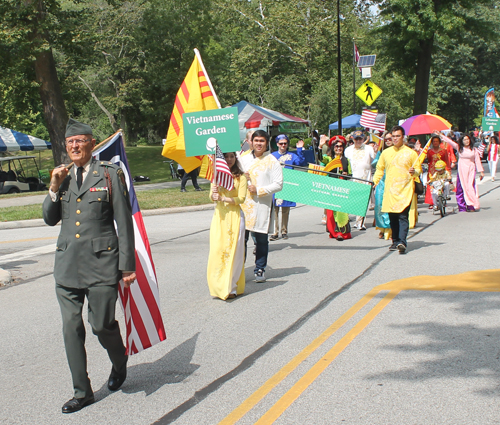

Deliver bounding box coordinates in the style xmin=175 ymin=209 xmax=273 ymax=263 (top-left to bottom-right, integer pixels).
xmin=344 ymin=130 xmax=376 ymax=230
xmin=324 ymin=136 xmax=353 ymax=241
xmin=269 ymin=134 xmax=306 ymax=241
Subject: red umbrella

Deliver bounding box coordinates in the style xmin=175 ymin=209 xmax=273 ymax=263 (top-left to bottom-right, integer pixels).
xmin=401 ymin=114 xmax=452 ymax=136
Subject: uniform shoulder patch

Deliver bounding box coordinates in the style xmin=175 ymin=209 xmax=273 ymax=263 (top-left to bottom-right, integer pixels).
xmin=117 ymin=168 xmax=127 ymax=189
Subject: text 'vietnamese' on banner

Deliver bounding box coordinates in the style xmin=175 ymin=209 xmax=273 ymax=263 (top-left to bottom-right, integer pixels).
xmin=277 ymin=167 xmax=373 ymax=217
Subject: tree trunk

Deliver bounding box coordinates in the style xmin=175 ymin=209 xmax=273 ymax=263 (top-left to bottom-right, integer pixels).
xmin=412 ymin=36 xmax=434 ymax=115
xmin=26 ymin=0 xmax=69 ymax=165
xmin=34 ymin=48 xmax=69 ymax=165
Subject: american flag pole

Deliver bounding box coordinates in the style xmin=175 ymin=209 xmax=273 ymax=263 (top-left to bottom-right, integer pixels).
xmin=213 ymin=140 xmax=217 ymax=197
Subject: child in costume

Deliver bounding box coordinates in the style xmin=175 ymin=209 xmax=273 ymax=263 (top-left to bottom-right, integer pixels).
xmin=428 ymin=160 xmax=452 ymax=210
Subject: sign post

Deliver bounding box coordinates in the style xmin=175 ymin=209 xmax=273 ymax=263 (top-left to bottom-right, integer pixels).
xmin=356 ymin=80 xmax=382 ymax=107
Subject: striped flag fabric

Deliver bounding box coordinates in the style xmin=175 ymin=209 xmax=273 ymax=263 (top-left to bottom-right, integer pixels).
xmin=199 ymin=155 xmax=213 ymax=181
xmin=416 ymin=139 xmax=432 ymax=166
xmin=214 ymin=145 xmax=234 ymax=191
xmin=307 ymin=163 xmax=327 ymax=176
xmin=477 ymin=141 xmax=486 ymax=157
xmin=360 ymin=110 xmax=386 ymax=132
xmin=323 ymin=156 xmax=343 ymax=173
xmin=199 ymin=146 xmax=234 ymax=191
xmin=354 ymin=43 xmax=361 ymax=73
xmin=94 ymin=131 xmax=166 ymax=355
xmin=162 ymin=49 xmax=219 ymax=173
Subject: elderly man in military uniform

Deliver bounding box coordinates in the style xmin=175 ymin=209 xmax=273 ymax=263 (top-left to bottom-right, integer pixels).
xmin=43 ymin=119 xmax=136 ymax=413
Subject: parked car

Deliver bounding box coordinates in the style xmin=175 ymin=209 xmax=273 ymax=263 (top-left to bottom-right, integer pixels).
xmin=0 ymin=155 xmax=47 ymax=194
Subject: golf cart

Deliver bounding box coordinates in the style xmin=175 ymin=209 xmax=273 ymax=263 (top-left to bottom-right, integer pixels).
xmin=0 ymin=155 xmax=47 ymax=194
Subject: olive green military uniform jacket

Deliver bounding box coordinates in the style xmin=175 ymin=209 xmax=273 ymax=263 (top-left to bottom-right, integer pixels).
xmin=43 ymin=159 xmax=135 ymax=288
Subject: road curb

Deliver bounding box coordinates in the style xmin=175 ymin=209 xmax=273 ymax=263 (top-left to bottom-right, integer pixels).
xmin=0 ymin=203 xmax=215 ymax=230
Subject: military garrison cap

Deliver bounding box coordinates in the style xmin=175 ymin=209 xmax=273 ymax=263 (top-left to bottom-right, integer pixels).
xmin=65 ymin=118 xmax=93 ymax=138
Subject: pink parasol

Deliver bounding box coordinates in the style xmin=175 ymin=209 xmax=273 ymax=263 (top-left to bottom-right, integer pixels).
xmin=401 ymin=114 xmax=452 ymax=136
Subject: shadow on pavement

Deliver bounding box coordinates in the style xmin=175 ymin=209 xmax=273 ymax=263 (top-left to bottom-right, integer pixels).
xmin=95 ymin=333 xmax=200 ymax=401
xmin=365 ymin=291 xmax=500 ymax=396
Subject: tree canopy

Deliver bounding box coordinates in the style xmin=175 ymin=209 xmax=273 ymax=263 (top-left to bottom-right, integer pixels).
xmin=1 ymin=0 xmax=499 ymax=161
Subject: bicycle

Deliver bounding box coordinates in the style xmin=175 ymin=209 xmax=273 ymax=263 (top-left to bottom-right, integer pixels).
xmin=430 ymin=180 xmax=447 ymax=217
xmin=164 ymin=160 xmax=181 ymax=180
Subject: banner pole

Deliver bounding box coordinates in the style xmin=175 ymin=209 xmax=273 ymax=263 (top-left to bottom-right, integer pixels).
xmin=194 ymin=48 xmax=222 ymax=109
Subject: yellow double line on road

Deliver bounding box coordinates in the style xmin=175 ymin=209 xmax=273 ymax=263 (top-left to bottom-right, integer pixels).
xmin=220 ymin=269 xmax=500 ymax=425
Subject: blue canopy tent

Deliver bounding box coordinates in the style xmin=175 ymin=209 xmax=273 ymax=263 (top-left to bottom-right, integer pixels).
xmin=328 ymin=114 xmax=361 ymax=130
xmin=0 ymin=126 xmax=51 ymax=152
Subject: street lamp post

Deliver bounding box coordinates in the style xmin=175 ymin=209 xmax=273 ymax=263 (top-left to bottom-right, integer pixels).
xmin=466 ymin=88 xmax=470 ymax=133
xmin=337 ymin=0 xmax=342 ymax=135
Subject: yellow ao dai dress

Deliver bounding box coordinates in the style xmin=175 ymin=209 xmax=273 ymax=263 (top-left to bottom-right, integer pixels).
xmin=207 ymin=175 xmax=247 ymax=300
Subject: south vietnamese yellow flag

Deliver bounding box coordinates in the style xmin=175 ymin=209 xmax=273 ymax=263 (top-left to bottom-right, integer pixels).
xmin=162 ymin=49 xmax=219 ymax=172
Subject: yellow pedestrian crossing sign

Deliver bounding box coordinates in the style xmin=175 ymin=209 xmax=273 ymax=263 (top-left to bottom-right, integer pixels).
xmin=356 ymin=80 xmax=382 ymax=106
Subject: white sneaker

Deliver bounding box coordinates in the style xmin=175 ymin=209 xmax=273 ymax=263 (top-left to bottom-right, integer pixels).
xmin=255 ymin=269 xmax=266 ymax=283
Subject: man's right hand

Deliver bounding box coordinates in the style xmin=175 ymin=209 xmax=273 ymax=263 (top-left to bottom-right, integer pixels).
xmin=50 ymin=165 xmax=69 ymax=193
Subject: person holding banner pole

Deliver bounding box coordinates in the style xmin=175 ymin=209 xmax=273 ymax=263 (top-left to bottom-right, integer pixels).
xmin=344 ymin=130 xmax=376 ymax=230
xmin=373 ymin=125 xmax=421 ymax=254
xmin=240 ymin=130 xmax=283 ymax=283
xmin=325 ymin=138 xmax=353 ymax=241
xmin=270 ymin=134 xmax=306 ymax=241
xmin=208 ymin=152 xmax=247 ymax=300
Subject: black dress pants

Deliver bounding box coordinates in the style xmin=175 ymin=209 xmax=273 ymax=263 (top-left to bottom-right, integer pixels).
xmin=388 ymin=203 xmax=411 ymax=247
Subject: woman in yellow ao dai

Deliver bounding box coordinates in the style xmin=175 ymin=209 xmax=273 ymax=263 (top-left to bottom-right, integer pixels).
xmin=207 ymin=153 xmax=247 ymax=300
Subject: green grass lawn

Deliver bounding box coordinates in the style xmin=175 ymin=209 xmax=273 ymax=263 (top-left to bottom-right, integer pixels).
xmin=0 ymin=145 xmax=208 ymax=221
xmin=0 ymin=184 xmax=213 ymax=222
xmin=0 ymin=145 xmax=179 ymax=185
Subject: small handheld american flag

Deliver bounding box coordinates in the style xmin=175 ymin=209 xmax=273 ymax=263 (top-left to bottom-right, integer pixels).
xmin=213 ymin=145 xmax=234 ymax=191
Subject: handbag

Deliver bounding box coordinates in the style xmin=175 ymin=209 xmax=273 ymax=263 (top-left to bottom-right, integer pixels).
xmin=414 ymin=179 xmax=424 ymax=195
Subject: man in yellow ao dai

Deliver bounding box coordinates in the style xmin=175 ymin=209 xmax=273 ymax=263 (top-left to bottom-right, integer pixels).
xmin=239 ymin=130 xmax=283 ymax=283
xmin=373 ymin=125 xmax=421 ymax=254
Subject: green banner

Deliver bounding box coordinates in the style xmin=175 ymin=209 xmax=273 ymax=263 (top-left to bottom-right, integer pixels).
xmin=183 ymin=107 xmax=240 ymax=156
xmin=482 ymin=116 xmax=500 ymax=132
xmin=278 ymin=121 xmax=308 ymax=134
xmin=277 ymin=168 xmax=372 ymax=217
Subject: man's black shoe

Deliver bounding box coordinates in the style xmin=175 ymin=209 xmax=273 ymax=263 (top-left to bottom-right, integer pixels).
xmin=180 ymin=188 xmax=187 ymax=192
xmin=397 ymin=243 xmax=407 ymax=254
xmin=108 ymin=367 xmax=127 ymax=391
xmin=389 ymin=243 xmax=398 ymax=251
xmin=62 ymin=395 xmax=95 ymax=414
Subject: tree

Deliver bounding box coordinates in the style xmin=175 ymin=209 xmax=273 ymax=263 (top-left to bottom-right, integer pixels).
xmin=377 ymin=0 xmax=497 ymax=117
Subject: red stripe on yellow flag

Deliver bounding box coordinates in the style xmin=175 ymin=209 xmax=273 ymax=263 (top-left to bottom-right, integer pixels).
xmin=162 ymin=50 xmax=219 ymax=172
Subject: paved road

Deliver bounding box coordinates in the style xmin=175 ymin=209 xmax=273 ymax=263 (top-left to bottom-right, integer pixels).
xmin=0 ymin=177 xmax=499 ymax=424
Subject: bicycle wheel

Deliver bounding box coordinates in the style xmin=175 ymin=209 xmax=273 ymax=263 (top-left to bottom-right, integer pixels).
xmin=438 ymin=196 xmax=445 ymax=217
xmin=169 ymin=163 xmax=176 ymax=180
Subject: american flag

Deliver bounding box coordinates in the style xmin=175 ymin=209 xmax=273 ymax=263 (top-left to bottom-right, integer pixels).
xmin=360 ymin=110 xmax=386 ymax=132
xmin=477 ymin=141 xmax=486 ymax=157
xmin=206 ymin=145 xmax=234 ymax=191
xmin=93 ymin=131 xmax=166 ymax=355
xmin=354 ymin=43 xmax=361 ymax=72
